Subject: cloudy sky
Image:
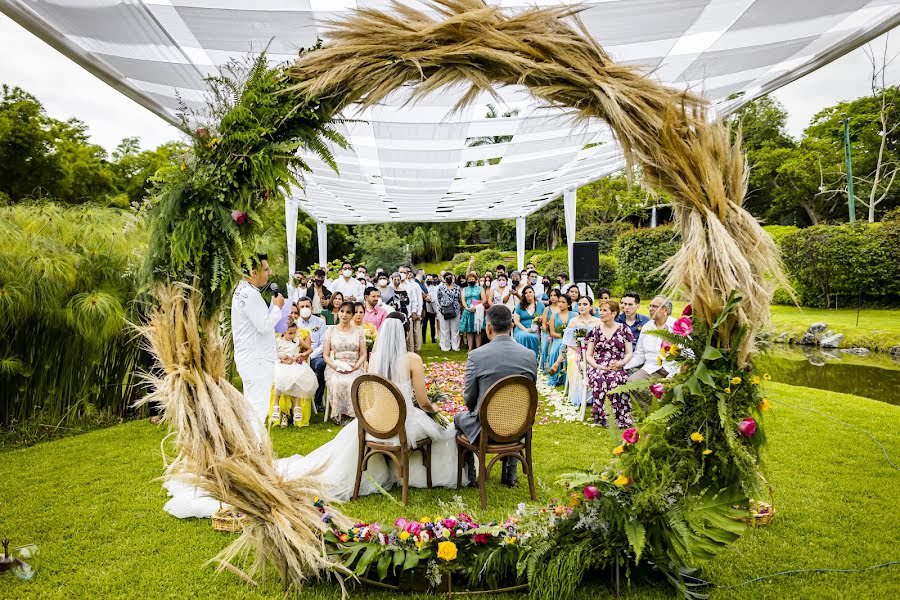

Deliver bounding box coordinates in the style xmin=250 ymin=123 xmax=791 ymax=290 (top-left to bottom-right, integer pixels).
xmin=1 ymin=12 xmax=897 ymax=153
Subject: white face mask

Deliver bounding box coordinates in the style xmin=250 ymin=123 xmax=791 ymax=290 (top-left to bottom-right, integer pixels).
xmin=342 ymin=269 xmax=352 ymax=278
xmin=357 ymin=271 xmax=365 ymax=279
xmin=378 ymin=279 xmax=388 ymax=287
xmin=299 ymin=307 xmax=312 ymax=320
xmin=498 ymin=281 xmax=507 ymax=288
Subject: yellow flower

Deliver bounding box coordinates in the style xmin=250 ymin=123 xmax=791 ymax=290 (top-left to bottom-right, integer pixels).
xmin=398 ymin=531 xmax=410 ymax=541
xmin=724 ymin=387 xmax=732 ymax=394
xmin=660 ymin=345 xmax=668 ymax=358
xmin=568 ymin=494 xmax=581 ymax=508
xmin=419 ymin=516 xmax=431 ymax=524
xmin=437 ymin=541 xmax=458 ymax=562
xmin=613 ymin=475 xmax=631 ymax=487
xmin=690 ymin=432 xmax=704 ymax=443
xmin=656 ymin=355 xmax=663 ymax=366
xmin=730 ymin=376 xmax=742 ymax=385
xmin=441 ymin=528 xmax=451 ymax=539
xmin=670 ymin=345 xmax=681 ymax=357
xmin=613 ymin=444 xmax=625 ymax=456
xmin=750 ymin=375 xmax=761 ymax=385
xmin=702 ymin=449 xmax=713 ymax=455
xmin=763 ymin=373 xmax=772 ymax=381
xmin=179 ymin=162 xmax=186 ymax=171
xmin=759 ymin=398 xmax=771 ymax=412
xmin=506 ymin=536 xmax=517 ymax=545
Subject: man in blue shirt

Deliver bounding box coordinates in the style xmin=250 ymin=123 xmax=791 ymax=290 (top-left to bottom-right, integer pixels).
xmin=296 ymin=296 xmax=327 ymax=412
xmin=616 ymin=291 xmax=650 ymax=341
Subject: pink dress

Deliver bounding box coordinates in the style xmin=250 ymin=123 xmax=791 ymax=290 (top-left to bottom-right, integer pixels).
xmin=586 ymin=324 xmax=634 ymax=427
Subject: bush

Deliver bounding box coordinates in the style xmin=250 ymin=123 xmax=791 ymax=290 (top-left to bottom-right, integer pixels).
xmin=530 ymin=247 xmax=569 ymax=279
xmin=597 ymin=254 xmax=618 ymax=287
xmin=613 ymin=226 xmax=681 ymax=296
xmin=454 ymin=243 xmax=491 ymax=254
xmin=446 ymin=248 xmax=507 ymax=275
xmin=355 ymin=225 xmax=411 ymax=273
xmin=763 ymin=225 xmax=799 ymax=244
xmin=780 ymin=222 xmax=900 ymax=308
xmin=578 ymin=222 xmax=634 ymax=254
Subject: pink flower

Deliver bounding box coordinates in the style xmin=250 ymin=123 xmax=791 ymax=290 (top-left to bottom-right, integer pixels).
xmin=442 ymin=518 xmax=457 ymax=529
xmin=650 ymin=383 xmax=664 ymax=399
xmin=660 ymin=340 xmax=671 ymax=352
xmin=672 ymin=316 xmax=693 ymax=337
xmin=394 ymin=518 xmax=408 ymax=530
xmin=583 ymin=485 xmax=599 ymax=501
xmin=682 ymin=304 xmax=693 ymax=316
xmin=622 ymin=428 xmax=639 ymax=444
xmin=231 ymin=210 xmax=247 ymax=225
xmin=738 ymin=417 xmax=757 ymax=437
xmin=473 ymin=533 xmax=490 ymax=545
xmin=404 ymin=521 xmax=422 ymax=536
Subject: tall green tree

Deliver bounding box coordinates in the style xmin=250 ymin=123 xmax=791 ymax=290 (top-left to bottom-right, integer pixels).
xmin=111 ymin=137 xmax=187 ymax=206
xmin=0 ymin=85 xmax=62 ymax=201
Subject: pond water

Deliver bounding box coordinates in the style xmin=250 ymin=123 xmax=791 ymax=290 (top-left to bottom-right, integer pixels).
xmin=754 ymin=347 xmax=900 ymax=405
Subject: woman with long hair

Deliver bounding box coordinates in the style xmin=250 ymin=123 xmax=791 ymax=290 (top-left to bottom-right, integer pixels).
xmin=459 ymin=271 xmax=485 ymax=351
xmin=322 ymin=291 xmax=344 ymax=326
xmin=539 ymin=288 xmax=561 ymax=370
xmin=562 ymin=296 xmax=601 ymax=409
xmin=323 ymin=302 xmax=367 ymax=424
xmin=512 ymin=285 xmax=544 ymax=359
xmin=547 ymin=294 xmax=574 ymax=387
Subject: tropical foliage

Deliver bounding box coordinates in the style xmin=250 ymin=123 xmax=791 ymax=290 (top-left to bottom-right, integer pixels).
xmin=613 ymin=226 xmax=682 ymax=296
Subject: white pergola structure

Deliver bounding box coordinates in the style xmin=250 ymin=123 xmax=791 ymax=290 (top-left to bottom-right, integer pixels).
xmin=4 ymin=1 xmax=899 ymax=279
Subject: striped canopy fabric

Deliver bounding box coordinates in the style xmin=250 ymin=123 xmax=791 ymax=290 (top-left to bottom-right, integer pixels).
xmin=3 ymin=0 xmax=899 ymax=224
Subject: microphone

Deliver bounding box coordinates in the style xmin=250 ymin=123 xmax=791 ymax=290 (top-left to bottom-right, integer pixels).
xmin=261 ymin=281 xmax=280 ymax=294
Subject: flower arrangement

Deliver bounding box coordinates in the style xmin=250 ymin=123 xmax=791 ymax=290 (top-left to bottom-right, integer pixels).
xmin=362 ymin=322 xmax=377 ymax=352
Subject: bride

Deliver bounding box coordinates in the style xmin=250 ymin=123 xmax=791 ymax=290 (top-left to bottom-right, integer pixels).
xmin=163 ymin=313 xmax=464 ymax=518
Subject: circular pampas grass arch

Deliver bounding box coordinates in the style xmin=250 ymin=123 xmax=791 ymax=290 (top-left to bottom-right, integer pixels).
xmin=288 ymin=0 xmax=787 ymax=365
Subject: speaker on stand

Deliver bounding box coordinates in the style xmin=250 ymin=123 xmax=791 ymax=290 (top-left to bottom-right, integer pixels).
xmin=572 ymin=241 xmax=600 ymax=282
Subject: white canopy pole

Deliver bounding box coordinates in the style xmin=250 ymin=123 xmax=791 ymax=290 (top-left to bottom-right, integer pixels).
xmin=516 ymin=216 xmax=526 ymax=272
xmin=285 ymin=199 xmax=298 ymax=276
xmin=563 ymin=188 xmax=577 ymax=282
xmin=317 ymin=221 xmax=328 ymax=267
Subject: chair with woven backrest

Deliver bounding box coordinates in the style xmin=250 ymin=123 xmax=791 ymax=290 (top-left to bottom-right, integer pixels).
xmin=455 ymin=375 xmax=538 ymax=509
xmin=351 ymin=374 xmax=432 ymax=505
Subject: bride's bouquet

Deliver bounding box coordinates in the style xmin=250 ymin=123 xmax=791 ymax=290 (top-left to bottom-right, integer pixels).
xmin=362 ymin=322 xmax=377 ymax=352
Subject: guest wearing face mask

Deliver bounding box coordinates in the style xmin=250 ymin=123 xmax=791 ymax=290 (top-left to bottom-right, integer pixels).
xmin=527 ymin=270 xmax=544 ymax=300
xmin=436 ymin=272 xmax=462 ymax=352
xmin=423 ymin=273 xmax=439 ymax=344
xmin=307 ymin=268 xmax=332 ymax=316
xmin=540 ymin=277 xmax=552 ymax=303
xmin=376 ymin=273 xmax=393 ymax=305
xmin=492 ymin=273 xmax=511 ymax=308
xmin=329 ymin=261 xmax=365 ymax=303
xmin=459 ymin=272 xmax=486 ymax=351
xmin=295 ymin=296 xmax=327 ymax=413
xmin=508 ymin=271 xmax=524 ymax=307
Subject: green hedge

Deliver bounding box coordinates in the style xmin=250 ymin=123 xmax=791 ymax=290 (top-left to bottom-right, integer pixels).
xmin=529 ymin=247 xmax=568 ymax=279
xmin=577 ymin=221 xmax=634 ymax=255
xmin=762 ymin=225 xmax=800 ymax=244
xmin=780 ymin=220 xmax=900 ymax=308
xmin=446 ymin=248 xmax=509 ymax=274
xmin=612 ymin=226 xmax=681 ymax=296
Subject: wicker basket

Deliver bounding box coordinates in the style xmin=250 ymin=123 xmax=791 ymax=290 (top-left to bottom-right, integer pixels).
xmin=211 ymin=507 xmax=246 ymax=533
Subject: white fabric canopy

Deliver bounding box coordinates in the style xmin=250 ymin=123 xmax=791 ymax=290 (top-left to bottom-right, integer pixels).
xmin=3 ymin=0 xmax=899 ymax=224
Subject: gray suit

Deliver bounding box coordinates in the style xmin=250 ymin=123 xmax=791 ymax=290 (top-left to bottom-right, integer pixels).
xmin=454 ymin=335 xmax=537 ymax=479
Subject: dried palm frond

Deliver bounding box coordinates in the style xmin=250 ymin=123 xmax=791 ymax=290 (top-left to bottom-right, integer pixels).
xmin=134 ymin=282 xmax=351 ymax=590
xmin=288 ymin=0 xmax=789 ymax=364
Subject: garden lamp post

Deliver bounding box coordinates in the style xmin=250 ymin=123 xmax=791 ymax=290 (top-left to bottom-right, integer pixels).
xmin=841 ymin=112 xmax=856 ymax=222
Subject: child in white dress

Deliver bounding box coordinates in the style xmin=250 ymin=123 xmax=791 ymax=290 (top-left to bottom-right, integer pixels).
xmin=272 ymin=323 xmax=319 ymax=427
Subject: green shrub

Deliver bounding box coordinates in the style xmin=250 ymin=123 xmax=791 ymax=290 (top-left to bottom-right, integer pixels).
xmin=763 ymin=225 xmax=799 ymax=244
xmin=530 ymin=247 xmax=569 ymax=279
xmin=597 ymin=254 xmax=618 ymax=287
xmin=447 ymin=248 xmax=507 ymax=274
xmin=577 ymin=221 xmax=634 ymax=254
xmin=454 ymin=243 xmax=491 ymax=254
xmin=355 ymin=225 xmax=411 ymax=274
xmin=613 ymin=226 xmax=681 ymax=296
xmin=780 ymin=222 xmax=900 ymax=308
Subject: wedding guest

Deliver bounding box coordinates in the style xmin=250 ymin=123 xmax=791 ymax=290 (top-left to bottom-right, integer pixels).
xmin=231 ymin=253 xmax=284 ymax=435
xmin=455 ymin=305 xmax=537 ymax=488
xmin=527 ymin=270 xmax=544 ymax=300
xmin=597 ymin=287 xmax=611 ymax=301
xmin=362 ymin=286 xmax=387 ymax=330
xmin=423 ymin=274 xmax=439 ymax=344
xmin=330 ymin=261 xmax=364 ymax=302
xmin=585 ymin=299 xmax=634 ymax=427
xmin=352 ymin=301 xmax=366 ymax=327
xmin=387 ymin=272 xmax=410 ymax=315
xmin=563 ymin=280 xmax=595 ymax=302
xmin=460 ymin=271 xmax=486 ymax=351
xmin=547 ymin=295 xmax=574 ymax=387
xmin=540 ymin=276 xmax=552 ymax=303
xmin=307 ymin=268 xmax=331 ymax=316
xmin=555 ymin=273 xmax=568 ymax=288
xmin=489 ymin=264 xmax=507 ymax=292
xmin=323 ymin=303 xmax=367 ymax=425
xmin=272 ymin=322 xmax=318 ymax=428
xmin=286 ymin=302 xmax=299 ymax=327
xmin=295 ymin=296 xmax=327 ymax=412
xmin=626 ymin=295 xmax=677 ymax=380
xmin=322 ymin=291 xmax=343 ymax=325
xmin=566 ymin=284 xmax=580 ymax=306
xmin=401 ymin=266 xmax=424 ymax=352
xmin=287 ymin=270 xmax=308 ymax=304
xmin=376 ymin=272 xmax=393 ymax=305
xmin=616 ymin=291 xmax=650 ymax=342
xmin=539 ymin=288 xmax=561 ymax=369
xmin=561 ymin=296 xmax=601 ymax=408
xmin=512 ymin=285 xmax=544 ymax=359
xmin=436 ymin=272 xmax=462 ymax=352
xmin=492 ymin=273 xmax=512 ymax=308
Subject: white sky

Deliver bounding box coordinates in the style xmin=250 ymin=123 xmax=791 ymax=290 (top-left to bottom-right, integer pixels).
xmin=0 ymin=13 xmax=897 ymax=153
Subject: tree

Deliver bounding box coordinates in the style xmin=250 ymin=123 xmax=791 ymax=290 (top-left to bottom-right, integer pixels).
xmin=576 ymin=171 xmax=655 ymax=226
xmin=111 ymin=137 xmax=187 ymax=206
xmin=464 ymin=103 xmax=519 ymax=167
xmin=50 ymin=117 xmax=116 ymax=203
xmin=354 ymin=224 xmax=411 ymax=272
xmin=0 ymin=85 xmax=62 ymax=201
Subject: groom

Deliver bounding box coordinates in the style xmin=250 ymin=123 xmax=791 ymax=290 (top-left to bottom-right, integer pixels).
xmin=455 ymin=305 xmax=537 ymax=487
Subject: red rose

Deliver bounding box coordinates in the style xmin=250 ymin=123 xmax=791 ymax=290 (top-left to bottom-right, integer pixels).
xmin=583 ymin=485 xmax=599 ymax=501
xmin=231 ymin=210 xmax=247 ymax=225
xmin=682 ymin=304 xmax=693 ymax=316
xmin=473 ymin=533 xmax=490 ymax=545
xmin=649 ymin=383 xmax=664 ymax=399
xmin=622 ymin=427 xmax=639 ymax=444
xmin=672 ymin=316 xmax=693 ymax=337
xmin=738 ymin=417 xmax=757 ymax=437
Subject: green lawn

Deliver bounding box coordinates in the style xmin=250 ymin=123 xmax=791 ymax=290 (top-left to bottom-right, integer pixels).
xmin=1 ymin=350 xmax=898 ymax=598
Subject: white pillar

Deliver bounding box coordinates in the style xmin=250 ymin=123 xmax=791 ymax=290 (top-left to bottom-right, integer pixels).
xmin=516 ymin=216 xmax=526 ymax=272
xmin=285 ymin=199 xmax=298 ymax=276
xmin=563 ymin=188 xmax=577 ymax=282
xmin=317 ymin=221 xmax=328 ymax=267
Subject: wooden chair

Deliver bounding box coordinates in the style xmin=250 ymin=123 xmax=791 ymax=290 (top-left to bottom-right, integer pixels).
xmin=351 ymin=374 xmax=432 ymax=505
xmin=455 ymin=375 xmax=538 ymax=509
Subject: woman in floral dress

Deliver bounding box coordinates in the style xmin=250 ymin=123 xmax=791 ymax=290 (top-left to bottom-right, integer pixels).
xmin=585 ymin=299 xmax=634 ymax=427
xmin=323 ymin=303 xmax=367 ymax=425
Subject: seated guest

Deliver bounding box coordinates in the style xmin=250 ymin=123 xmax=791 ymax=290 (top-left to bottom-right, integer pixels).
xmin=352 ymin=301 xmax=366 ymax=327
xmin=526 ymin=270 xmax=544 ymax=300
xmin=597 ymin=287 xmax=611 ymax=301
xmin=455 ymin=305 xmax=537 ymax=487
xmin=272 ymin=322 xmax=318 ymax=428
xmin=323 ymin=303 xmax=367 ymax=425
xmin=295 ymin=296 xmax=327 ymax=412
xmin=321 ymin=291 xmax=343 ymax=325
xmin=547 ymin=295 xmax=574 ymax=387
xmin=563 ymin=280 xmax=595 ymax=302
xmin=585 ymin=299 xmax=634 ymax=427
xmin=512 ymin=285 xmax=545 ymax=359
xmin=362 ymin=286 xmax=387 ymax=330
xmin=539 ymin=288 xmax=561 ymax=369
xmin=616 ymin=291 xmax=650 ymax=341
xmin=626 ymin=295 xmax=677 ymax=380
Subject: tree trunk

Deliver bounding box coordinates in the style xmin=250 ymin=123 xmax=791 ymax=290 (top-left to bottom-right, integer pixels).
xmin=801 ymin=200 xmax=819 ymax=225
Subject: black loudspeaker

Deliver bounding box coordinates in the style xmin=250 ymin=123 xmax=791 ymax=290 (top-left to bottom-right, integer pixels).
xmin=573 ymin=241 xmax=600 ymax=281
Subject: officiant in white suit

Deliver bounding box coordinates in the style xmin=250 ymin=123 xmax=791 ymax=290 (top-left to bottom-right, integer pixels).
xmin=231 ymin=253 xmax=285 ymax=435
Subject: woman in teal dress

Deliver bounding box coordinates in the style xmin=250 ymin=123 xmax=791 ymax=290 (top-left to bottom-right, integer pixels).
xmin=459 ymin=272 xmax=485 ymax=351
xmin=512 ymin=286 xmax=545 ymax=359
xmin=547 ymin=295 xmax=574 ymax=387
xmin=540 ymin=288 xmax=561 ymax=370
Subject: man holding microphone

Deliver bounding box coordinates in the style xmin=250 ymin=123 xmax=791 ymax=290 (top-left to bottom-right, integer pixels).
xmin=231 ymin=253 xmax=284 ymax=435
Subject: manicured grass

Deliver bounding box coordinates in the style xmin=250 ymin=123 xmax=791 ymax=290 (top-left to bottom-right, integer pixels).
xmin=767 ymin=305 xmax=900 ymax=353
xmin=1 ymin=349 xmax=898 ymax=599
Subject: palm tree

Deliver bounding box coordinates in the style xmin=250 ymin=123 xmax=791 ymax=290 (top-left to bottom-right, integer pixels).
xmin=464 ymin=103 xmax=520 ymax=167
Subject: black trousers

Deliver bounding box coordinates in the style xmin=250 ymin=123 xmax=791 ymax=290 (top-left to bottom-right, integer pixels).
xmin=422 ymin=311 xmax=437 ymax=343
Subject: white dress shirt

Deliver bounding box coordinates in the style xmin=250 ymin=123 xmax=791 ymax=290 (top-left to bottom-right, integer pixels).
xmin=286 ymin=281 xmax=307 ymax=304
xmin=425 ymin=283 xmax=440 ymax=313
xmin=329 ymin=276 xmax=365 ymax=301
xmin=625 ymin=316 xmax=678 ymax=375
xmin=231 ymin=280 xmax=282 ymax=374
xmin=403 ymin=280 xmax=423 ymax=316
xmin=562 ymin=282 xmax=594 ymax=301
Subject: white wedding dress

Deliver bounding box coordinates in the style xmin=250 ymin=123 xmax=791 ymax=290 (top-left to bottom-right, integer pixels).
xmin=163 ymin=319 xmax=464 ymax=518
